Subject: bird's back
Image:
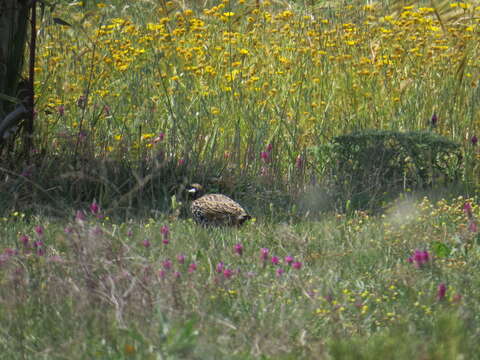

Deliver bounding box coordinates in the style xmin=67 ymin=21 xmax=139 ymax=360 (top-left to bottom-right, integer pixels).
xmin=191 ymin=194 xmax=251 ymax=226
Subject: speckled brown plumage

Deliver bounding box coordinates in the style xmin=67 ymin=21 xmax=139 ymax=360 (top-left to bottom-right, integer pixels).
xmin=187 ymin=184 xmax=251 ymax=226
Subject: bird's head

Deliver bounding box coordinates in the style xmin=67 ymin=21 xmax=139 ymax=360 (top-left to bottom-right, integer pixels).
xmin=187 ymin=183 xmax=205 ymax=199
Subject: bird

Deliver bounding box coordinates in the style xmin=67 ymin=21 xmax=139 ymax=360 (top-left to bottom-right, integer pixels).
xmin=187 ymin=183 xmax=251 ymax=226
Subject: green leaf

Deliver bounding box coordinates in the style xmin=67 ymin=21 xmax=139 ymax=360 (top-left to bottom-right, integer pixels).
xmin=432 ymin=241 xmax=451 ymax=258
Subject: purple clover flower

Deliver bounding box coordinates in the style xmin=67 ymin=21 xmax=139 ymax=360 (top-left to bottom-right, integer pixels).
xmin=260 ymin=151 xmax=269 ymax=162
xmin=234 ymin=243 xmax=243 ymax=256
xmin=34 ymin=225 xmax=44 ymax=237
xmin=216 ymin=262 xmax=224 ymax=273
xmin=431 ymin=113 xmax=438 ymax=127
xmin=285 ymin=255 xmax=294 ymax=265
xmin=19 ymin=235 xmax=29 ymax=246
xmin=223 ymin=268 xmax=234 ymax=279
xmin=292 ymin=261 xmax=302 ymax=270
xmin=260 ymin=248 xmax=269 ymax=261
xmin=407 ymin=250 xmax=430 ymax=268
xmin=463 ymin=202 xmax=473 ymax=218
xmin=161 ymin=225 xmax=170 ymax=244
xmin=437 ymin=283 xmax=447 ymax=301
xmin=90 ymin=202 xmax=100 ymax=215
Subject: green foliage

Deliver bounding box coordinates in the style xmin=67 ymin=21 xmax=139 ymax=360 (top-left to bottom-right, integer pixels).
xmin=432 ymin=241 xmax=451 ymax=258
xmin=326 ymin=130 xmax=463 ymax=211
xmin=0 ymin=195 xmax=479 ymax=358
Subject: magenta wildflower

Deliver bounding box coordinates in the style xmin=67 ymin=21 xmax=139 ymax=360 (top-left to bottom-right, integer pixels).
xmin=173 ymin=271 xmax=181 ymax=279
xmin=408 ymin=250 xmax=430 ymax=268
xmin=471 ymin=135 xmax=478 ymax=145
xmin=177 ymin=254 xmax=185 ymax=264
xmin=463 ymin=202 xmax=473 ymax=219
xmin=160 ymin=225 xmax=170 ymax=236
xmin=64 ymin=226 xmax=73 ymax=234
xmin=276 ymin=268 xmax=285 ymax=276
xmin=216 ymin=262 xmax=224 ymax=273
xmin=142 ymin=239 xmax=151 ymax=248
xmin=34 ymin=225 xmax=44 ymax=237
xmin=161 ymin=225 xmax=170 ymax=244
xmin=75 ymin=210 xmax=86 ymax=222
xmin=292 ymin=261 xmax=302 ymax=270
xmin=271 ymin=256 xmax=280 ymax=265
xmin=437 ymin=283 xmax=447 ymax=301
xmin=285 ymin=255 xmax=294 ymax=265
xmin=178 ymin=158 xmax=186 ymax=166
xmin=90 ymin=202 xmax=100 ymax=215
xmin=260 ymin=248 xmax=269 ymax=261
xmin=35 ymin=241 xmax=45 ymax=256
xmin=19 ymin=235 xmax=29 ymax=246
xmin=188 ymin=263 xmax=197 ymax=273
xmin=127 ymin=229 xmax=133 ymax=237
xmin=431 ymin=113 xmax=438 ymax=127
xmin=158 ymin=270 xmax=166 ymax=279
xmin=223 ymin=268 xmax=234 ymax=279
xmin=162 ymin=259 xmax=172 ymax=270
xmin=234 ymin=243 xmax=243 ymax=256
xmin=161 ymin=225 xmax=170 ymax=242
xmin=260 ymin=151 xmax=269 ymax=162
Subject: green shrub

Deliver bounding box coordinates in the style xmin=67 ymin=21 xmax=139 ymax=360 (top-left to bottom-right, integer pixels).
xmin=326 ymin=130 xmax=462 ymax=211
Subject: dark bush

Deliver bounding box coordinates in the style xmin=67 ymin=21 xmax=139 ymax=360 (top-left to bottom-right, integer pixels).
xmin=325 ymin=130 xmax=462 ymax=211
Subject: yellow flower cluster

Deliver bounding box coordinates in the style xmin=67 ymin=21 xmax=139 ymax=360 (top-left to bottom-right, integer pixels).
xmin=34 ymin=1 xmax=480 ymax=159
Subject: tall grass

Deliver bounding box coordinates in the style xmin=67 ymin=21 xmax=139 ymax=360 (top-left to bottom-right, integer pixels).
xmin=1 ymin=196 xmax=479 ymax=358
xmin=1 ymin=0 xmax=476 ymax=215
xmin=2 ymin=2 xmax=480 ymax=357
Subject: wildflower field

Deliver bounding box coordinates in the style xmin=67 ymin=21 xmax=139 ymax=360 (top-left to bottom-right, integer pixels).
xmin=3 ymin=0 xmax=480 ymax=358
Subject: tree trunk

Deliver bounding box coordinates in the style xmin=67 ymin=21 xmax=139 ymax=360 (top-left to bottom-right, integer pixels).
xmin=0 ymin=0 xmax=30 ymax=143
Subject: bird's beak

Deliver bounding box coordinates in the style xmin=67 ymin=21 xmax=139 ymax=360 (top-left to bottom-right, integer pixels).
xmin=187 ymin=188 xmax=196 ymax=193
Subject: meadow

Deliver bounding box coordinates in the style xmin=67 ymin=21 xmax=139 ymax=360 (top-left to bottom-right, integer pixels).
xmin=2 ymin=0 xmax=480 ymax=358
